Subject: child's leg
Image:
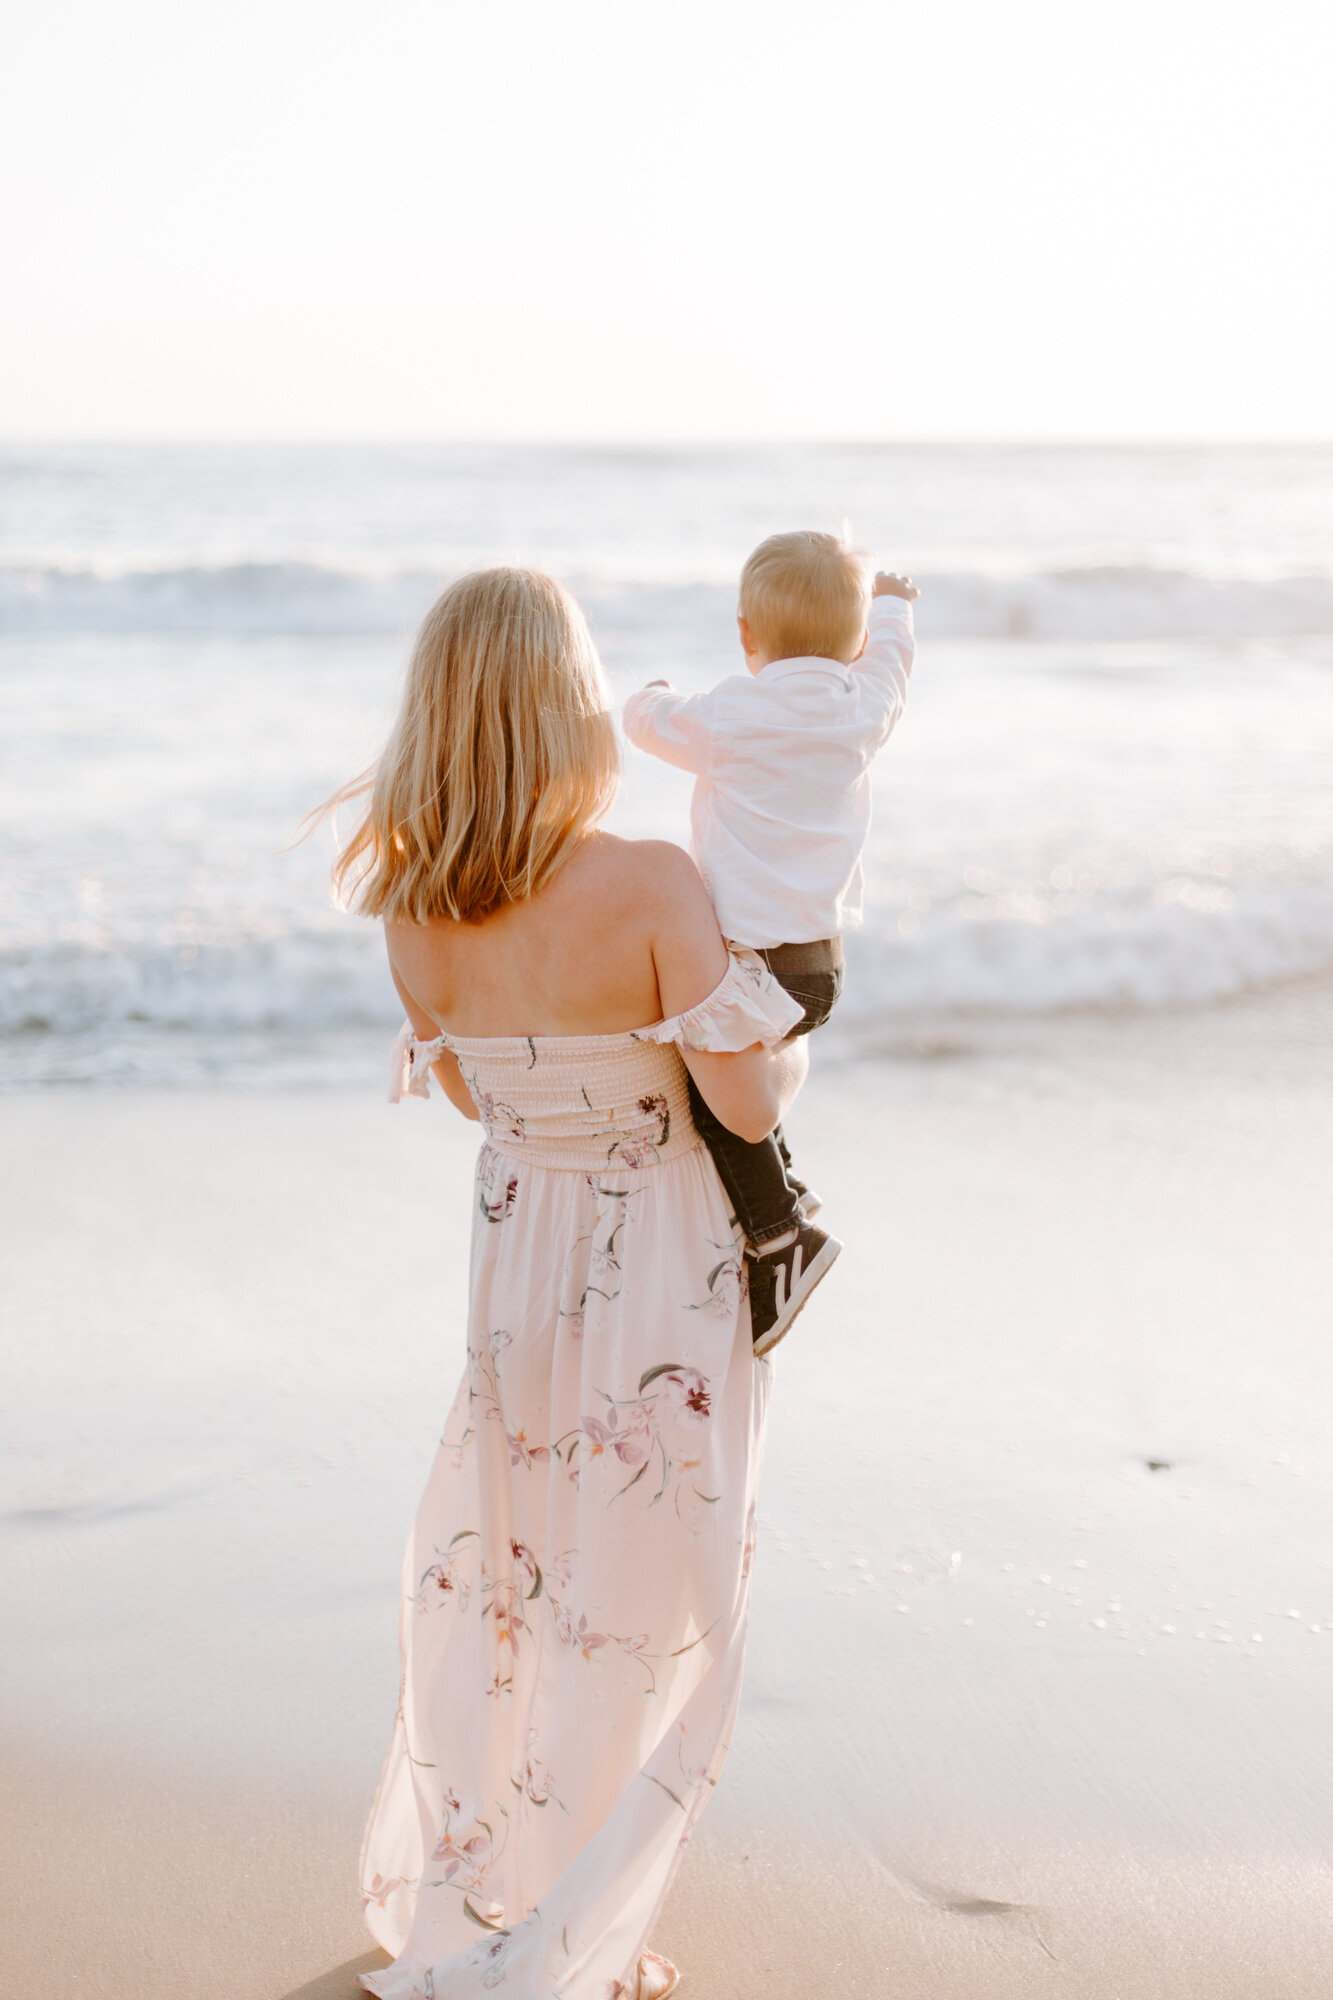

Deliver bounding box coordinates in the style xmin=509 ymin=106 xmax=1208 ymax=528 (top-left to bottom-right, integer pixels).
xmin=770 ymin=1122 xmax=814 ymax=1206
xmin=688 ymin=940 xmax=843 ymax=1250
xmin=759 ymin=940 xmax=843 ymax=1035
xmin=686 ymin=1072 xmax=803 ymax=1248
xmin=702 ymin=941 xmax=847 ymax=1350
xmin=747 ymin=940 xmax=844 ymax=1227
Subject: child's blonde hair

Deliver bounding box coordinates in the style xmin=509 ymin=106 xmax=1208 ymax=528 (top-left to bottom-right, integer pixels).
xmin=739 ymin=529 xmax=871 ymax=662
xmin=330 ymin=567 xmax=618 ymax=923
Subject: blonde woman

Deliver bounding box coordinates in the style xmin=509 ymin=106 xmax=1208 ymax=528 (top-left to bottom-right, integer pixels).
xmin=337 ymin=569 xmax=808 ymax=2000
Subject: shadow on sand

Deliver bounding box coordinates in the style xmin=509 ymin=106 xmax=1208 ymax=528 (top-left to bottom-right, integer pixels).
xmin=279 ymin=1950 xmax=391 ymax=2000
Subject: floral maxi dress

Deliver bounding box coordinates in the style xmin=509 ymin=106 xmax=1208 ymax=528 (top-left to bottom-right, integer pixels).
xmin=360 ymin=951 xmax=802 ymax=2000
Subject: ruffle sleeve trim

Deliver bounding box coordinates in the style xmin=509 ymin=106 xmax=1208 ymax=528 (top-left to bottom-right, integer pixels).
xmin=388 ymin=1019 xmax=450 ymax=1101
xmin=635 ymin=948 xmax=803 ymax=1054
xmin=387 ymin=948 xmax=801 ymax=1094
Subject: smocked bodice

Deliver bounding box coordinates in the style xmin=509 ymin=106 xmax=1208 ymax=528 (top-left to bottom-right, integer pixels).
xmin=389 ymin=948 xmax=803 ymax=1172
xmin=419 ymin=1033 xmax=697 ymax=1171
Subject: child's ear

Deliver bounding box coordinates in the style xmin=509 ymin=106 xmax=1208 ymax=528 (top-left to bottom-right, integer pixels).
xmin=737 ymin=614 xmax=757 ymax=658
xmin=852 ymin=625 xmax=868 ymax=661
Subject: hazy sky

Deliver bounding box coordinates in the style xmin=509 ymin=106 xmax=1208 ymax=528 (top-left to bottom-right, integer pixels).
xmin=4 ymin=0 xmax=1331 ymax=440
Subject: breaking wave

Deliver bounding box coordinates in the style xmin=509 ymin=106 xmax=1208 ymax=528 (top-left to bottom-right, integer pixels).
xmin=6 ymin=875 xmax=1333 ymax=1085
xmin=4 ymin=561 xmax=1333 ymax=642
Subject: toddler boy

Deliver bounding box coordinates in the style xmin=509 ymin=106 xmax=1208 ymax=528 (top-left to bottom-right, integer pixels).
xmin=623 ymin=529 xmax=917 ymax=1355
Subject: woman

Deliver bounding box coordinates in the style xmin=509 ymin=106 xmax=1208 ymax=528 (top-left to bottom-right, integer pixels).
xmin=334 ymin=569 xmax=808 ymax=2000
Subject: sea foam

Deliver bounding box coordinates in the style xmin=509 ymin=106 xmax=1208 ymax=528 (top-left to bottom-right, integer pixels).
xmin=5 ymin=871 xmax=1333 ymax=1086
xmin=4 ymin=563 xmax=1333 ymax=642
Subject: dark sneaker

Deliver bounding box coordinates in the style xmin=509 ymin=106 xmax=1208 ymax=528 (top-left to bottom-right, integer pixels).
xmin=781 ymin=1170 xmax=822 ymax=1220
xmin=745 ymin=1221 xmax=842 ymax=1357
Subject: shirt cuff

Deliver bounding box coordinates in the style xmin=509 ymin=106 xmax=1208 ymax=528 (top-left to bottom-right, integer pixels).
xmin=869 ymin=594 xmax=914 ymax=628
xmin=621 ymin=684 xmax=667 ymax=747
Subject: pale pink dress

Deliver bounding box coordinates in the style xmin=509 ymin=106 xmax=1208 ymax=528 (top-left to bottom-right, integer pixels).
xmin=360 ymin=950 xmax=802 ymax=2000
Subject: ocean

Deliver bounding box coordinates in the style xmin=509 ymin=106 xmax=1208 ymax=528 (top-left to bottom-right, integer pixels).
xmin=2 ymin=440 xmax=1331 ymax=1087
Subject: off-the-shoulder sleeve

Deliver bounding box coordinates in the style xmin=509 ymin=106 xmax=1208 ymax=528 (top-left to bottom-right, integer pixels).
xmin=389 ymin=1019 xmax=451 ymax=1101
xmin=636 ymin=949 xmax=804 ymax=1054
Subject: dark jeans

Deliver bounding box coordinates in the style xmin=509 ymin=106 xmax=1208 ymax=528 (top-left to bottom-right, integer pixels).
xmin=687 ymin=939 xmax=843 ymax=1247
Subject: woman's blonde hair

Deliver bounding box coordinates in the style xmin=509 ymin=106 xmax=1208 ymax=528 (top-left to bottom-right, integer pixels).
xmin=739 ymin=528 xmax=871 ymax=662
xmin=329 ymin=567 xmax=619 ymax=923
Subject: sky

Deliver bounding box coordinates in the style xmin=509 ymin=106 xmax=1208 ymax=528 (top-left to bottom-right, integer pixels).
xmin=3 ymin=0 xmax=1331 ymax=441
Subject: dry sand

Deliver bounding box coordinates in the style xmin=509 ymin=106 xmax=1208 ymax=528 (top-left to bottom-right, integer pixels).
xmin=3 ymin=978 xmax=1332 ymax=1998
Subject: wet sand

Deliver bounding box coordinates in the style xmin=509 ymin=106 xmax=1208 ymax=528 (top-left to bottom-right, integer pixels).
xmin=5 ymin=1736 xmax=1333 ymax=2000
xmin=3 ymin=979 xmax=1332 ymax=1997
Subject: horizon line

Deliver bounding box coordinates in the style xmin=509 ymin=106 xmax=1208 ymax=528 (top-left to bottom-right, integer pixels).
xmin=3 ymin=433 xmax=1333 ymax=452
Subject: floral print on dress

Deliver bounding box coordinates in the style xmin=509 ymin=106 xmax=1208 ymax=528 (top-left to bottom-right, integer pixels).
xmin=687 ymin=1241 xmax=747 ymax=1321
xmin=430 ymin=1815 xmax=495 ymax=1893
xmin=466 ymin=1321 xmax=552 ymax=1473
xmin=363 ymin=952 xmax=787 ymax=2000
xmin=545 ymin=1569 xmax=661 ymax=1693
xmin=477 ymin=1152 xmax=520 ymax=1225
xmin=505 ymin=1426 xmax=551 ymax=1470
xmin=477 ymin=1933 xmax=514 ymax=1990
xmin=416 ymin=1534 xmax=475 ymax=1615
xmin=512 ymin=1729 xmax=564 ymax=1812
xmin=594 ymin=1091 xmax=671 ymax=1168
xmin=558 ymin=1180 xmax=639 ymax=1337
xmin=364 ymin=1872 xmax=413 ymax=1913
xmin=551 ymin=1359 xmax=714 ymax=1512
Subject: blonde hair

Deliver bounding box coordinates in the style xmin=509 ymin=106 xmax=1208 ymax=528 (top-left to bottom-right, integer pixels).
xmin=329 ymin=567 xmax=618 ymax=923
xmin=739 ymin=529 xmax=871 ymax=662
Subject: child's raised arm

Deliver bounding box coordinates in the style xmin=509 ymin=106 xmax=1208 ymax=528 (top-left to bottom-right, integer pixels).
xmin=848 ymin=571 xmax=920 ymax=745
xmin=622 ymin=682 xmax=716 ymax=776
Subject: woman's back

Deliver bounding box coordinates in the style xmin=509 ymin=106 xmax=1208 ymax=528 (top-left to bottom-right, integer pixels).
xmin=386 ymin=830 xmax=724 ymax=1040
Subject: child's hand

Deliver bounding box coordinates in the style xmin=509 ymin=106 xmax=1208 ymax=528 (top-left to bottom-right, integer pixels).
xmin=873 ymin=571 xmax=920 ymax=602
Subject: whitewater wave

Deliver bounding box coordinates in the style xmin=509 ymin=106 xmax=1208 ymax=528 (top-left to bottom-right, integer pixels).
xmin=4 ymin=561 xmax=1333 ymax=642
xmin=915 ymin=566 xmax=1333 ymax=641
xmin=0 ymin=923 xmax=389 ymax=1042
xmin=844 ymin=880 xmax=1333 ymax=1019
xmin=6 ymin=878 xmax=1333 ymax=1085
xmin=0 ymin=562 xmax=439 ymax=638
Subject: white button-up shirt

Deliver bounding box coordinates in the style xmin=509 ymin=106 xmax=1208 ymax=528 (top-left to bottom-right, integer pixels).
xmin=621 ymin=596 xmax=914 ymax=948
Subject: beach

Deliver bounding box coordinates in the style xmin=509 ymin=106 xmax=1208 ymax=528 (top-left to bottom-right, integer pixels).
xmin=5 ymin=438 xmax=1333 ymax=1993
xmin=5 ymin=975 xmax=1332 ymax=1998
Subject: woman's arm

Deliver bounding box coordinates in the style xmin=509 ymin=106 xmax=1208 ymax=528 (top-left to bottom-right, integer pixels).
xmin=682 ymin=1034 xmax=808 ymax=1146
xmin=387 ymin=954 xmax=481 ymax=1122
xmin=647 ymin=845 xmax=808 ymax=1145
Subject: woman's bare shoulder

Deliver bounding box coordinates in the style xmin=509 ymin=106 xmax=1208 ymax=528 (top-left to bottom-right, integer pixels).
xmin=382 ymin=909 xmax=461 ymax=1008
xmin=569 ymin=835 xmax=725 ymax=1000
xmin=576 ymin=832 xmax=711 ymax=918
xmin=578 ymin=838 xmax=727 ymax=1014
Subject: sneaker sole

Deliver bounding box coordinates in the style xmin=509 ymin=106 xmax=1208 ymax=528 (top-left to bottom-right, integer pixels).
xmin=752 ymin=1233 xmax=842 ymax=1358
